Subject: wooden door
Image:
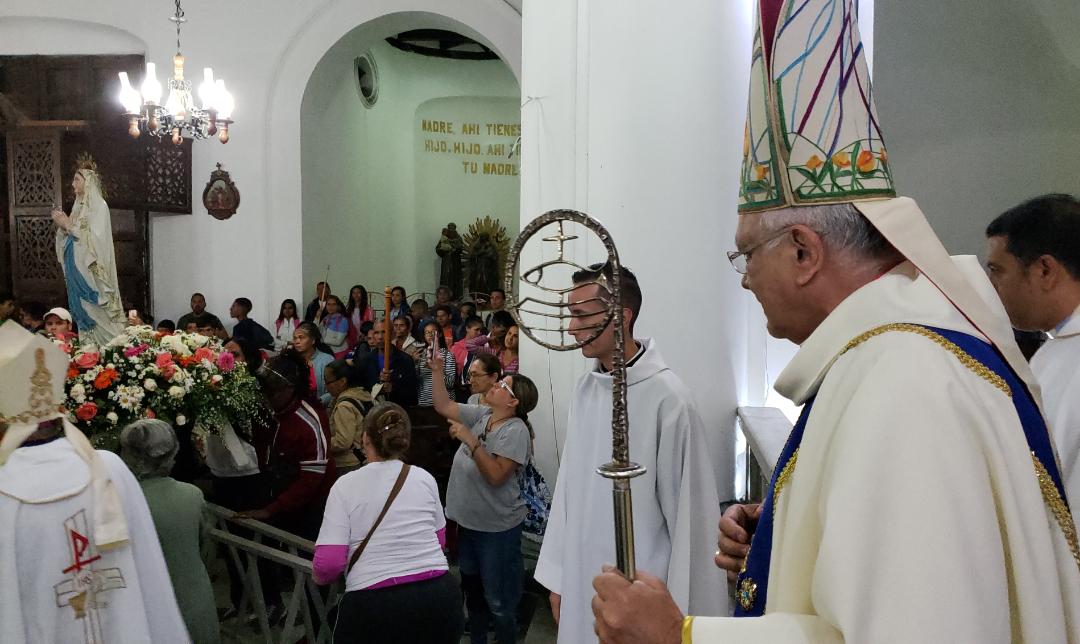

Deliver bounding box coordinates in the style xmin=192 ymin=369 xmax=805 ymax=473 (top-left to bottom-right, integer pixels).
xmin=5 ymin=130 xmax=65 ymax=306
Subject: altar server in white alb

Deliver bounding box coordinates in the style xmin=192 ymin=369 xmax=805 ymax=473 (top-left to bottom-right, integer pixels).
xmin=986 ymin=193 xmax=1080 ymax=513
xmin=0 ymin=323 xmax=190 ymax=644
xmin=590 ymin=1 xmax=1080 ymax=642
xmin=534 ymin=263 xmax=730 ymax=644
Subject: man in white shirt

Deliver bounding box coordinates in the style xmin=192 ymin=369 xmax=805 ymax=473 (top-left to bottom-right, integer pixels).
xmin=986 ymin=193 xmax=1080 ymax=509
xmin=534 ymin=262 xmax=728 ymax=644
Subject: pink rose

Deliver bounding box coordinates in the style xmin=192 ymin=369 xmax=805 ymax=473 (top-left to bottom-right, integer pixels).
xmin=216 ymin=351 xmax=236 ymax=373
xmin=155 ymin=352 xmax=174 ymax=368
xmin=194 ymin=347 xmax=215 ymax=363
xmin=75 ymin=402 xmax=98 ymax=421
xmin=161 ymin=363 xmax=177 ymax=380
xmin=74 ymin=351 xmax=100 ymax=369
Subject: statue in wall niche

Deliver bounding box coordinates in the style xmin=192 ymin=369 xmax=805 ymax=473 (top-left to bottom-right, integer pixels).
xmin=436 ymin=222 xmax=465 ymax=299
xmin=462 ymin=216 xmax=511 ymax=300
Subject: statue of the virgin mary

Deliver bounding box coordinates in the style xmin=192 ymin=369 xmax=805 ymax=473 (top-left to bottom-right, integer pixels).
xmin=51 ymin=156 xmax=125 ymax=347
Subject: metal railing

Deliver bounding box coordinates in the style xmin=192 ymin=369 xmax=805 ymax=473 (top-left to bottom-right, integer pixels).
xmin=206 ymin=503 xmax=341 ymax=644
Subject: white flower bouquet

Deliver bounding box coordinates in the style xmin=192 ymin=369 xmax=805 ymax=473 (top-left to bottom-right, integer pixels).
xmin=60 ymin=326 xmax=266 ymax=449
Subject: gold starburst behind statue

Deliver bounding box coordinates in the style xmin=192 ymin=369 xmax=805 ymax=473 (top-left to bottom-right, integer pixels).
xmin=462 ymin=216 xmax=511 ymax=299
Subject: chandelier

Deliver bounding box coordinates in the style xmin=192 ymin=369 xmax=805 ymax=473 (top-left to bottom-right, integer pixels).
xmin=116 ymin=0 xmax=234 ymax=144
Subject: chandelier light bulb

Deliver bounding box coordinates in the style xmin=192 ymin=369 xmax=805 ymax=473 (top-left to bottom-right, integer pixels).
xmin=164 ymin=86 xmax=185 ymax=121
xmin=218 ymin=124 xmax=230 ymax=144
xmin=171 ymin=127 xmax=183 ymax=145
xmin=117 ymin=72 xmax=142 ymax=114
xmin=198 ymin=68 xmax=217 ymax=111
xmin=140 ymin=62 xmax=162 ymax=105
xmin=214 ymin=79 xmax=234 ymax=119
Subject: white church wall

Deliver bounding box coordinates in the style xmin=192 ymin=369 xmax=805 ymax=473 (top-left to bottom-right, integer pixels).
xmin=875 ymin=0 xmax=1080 ymax=258
xmin=0 ymin=1 xmax=521 ymax=329
xmin=0 ymin=16 xmax=144 ymax=55
xmin=300 ymin=36 xmax=519 ymax=301
xmin=519 ymin=0 xmax=754 ymax=492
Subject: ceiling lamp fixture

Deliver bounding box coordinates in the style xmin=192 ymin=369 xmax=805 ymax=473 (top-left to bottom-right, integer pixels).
xmin=117 ymin=0 xmax=234 ymax=144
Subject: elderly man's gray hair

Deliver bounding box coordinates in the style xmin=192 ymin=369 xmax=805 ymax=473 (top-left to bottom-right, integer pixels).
xmin=119 ymin=418 xmax=179 ymax=480
xmin=761 ymin=202 xmax=899 ymax=263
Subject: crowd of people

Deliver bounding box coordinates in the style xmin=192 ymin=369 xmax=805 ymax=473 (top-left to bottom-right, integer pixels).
xmin=0 ymin=281 xmax=542 ymax=644
xmin=4 ymin=187 xmax=1080 ymax=643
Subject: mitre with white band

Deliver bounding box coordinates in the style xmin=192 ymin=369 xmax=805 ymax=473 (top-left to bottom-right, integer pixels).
xmin=0 ymin=323 xmax=128 ymax=547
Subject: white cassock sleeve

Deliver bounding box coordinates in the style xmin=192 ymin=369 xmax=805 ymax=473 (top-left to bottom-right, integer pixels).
xmin=654 ymin=394 xmax=726 ymax=616
xmin=100 ymin=451 xmax=192 ymax=643
xmin=690 ymin=335 xmax=1034 ymax=643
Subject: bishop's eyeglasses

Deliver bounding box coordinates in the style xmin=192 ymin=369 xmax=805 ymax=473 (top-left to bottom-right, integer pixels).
xmin=726 ymin=226 xmax=793 ymax=274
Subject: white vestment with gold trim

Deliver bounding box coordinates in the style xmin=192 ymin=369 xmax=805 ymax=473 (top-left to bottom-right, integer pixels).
xmin=692 ymin=262 xmax=1080 ymax=643
xmin=0 ymin=438 xmax=190 ymax=644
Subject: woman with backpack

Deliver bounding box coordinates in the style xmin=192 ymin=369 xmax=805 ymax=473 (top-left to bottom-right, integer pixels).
xmin=429 ymin=353 xmax=539 ymax=644
xmin=324 ymin=359 xmax=372 ymax=476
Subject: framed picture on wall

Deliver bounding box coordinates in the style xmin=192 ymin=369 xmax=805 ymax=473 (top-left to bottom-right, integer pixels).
xmin=202 ymin=163 xmax=240 ymax=220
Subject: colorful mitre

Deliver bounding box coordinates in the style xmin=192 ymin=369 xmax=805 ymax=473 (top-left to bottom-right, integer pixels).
xmin=0 ymin=322 xmax=128 ymax=547
xmin=736 ymin=0 xmax=1037 ymax=398
xmin=739 ymin=0 xmax=892 ymax=211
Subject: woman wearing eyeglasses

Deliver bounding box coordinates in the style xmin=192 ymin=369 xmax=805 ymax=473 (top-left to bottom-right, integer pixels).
xmin=324 ymin=359 xmax=372 ymax=476
xmin=465 ymin=353 xmax=502 ymax=405
xmin=429 ymin=353 xmax=538 ymax=644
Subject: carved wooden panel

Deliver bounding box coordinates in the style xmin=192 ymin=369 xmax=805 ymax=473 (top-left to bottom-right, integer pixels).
xmin=14 ymin=216 xmax=62 ymax=280
xmin=145 ymin=139 xmax=192 ymax=213
xmin=45 ymin=64 xmax=84 ymax=121
xmin=11 ymin=138 xmax=57 ymax=207
xmin=60 ymin=132 xmax=144 ymax=211
xmin=109 ymin=209 xmax=150 ymax=315
xmin=0 ymin=139 xmax=9 ymax=291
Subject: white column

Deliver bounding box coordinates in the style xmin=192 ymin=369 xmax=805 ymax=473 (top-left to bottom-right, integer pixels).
xmin=519 ymin=0 xmax=754 ymax=498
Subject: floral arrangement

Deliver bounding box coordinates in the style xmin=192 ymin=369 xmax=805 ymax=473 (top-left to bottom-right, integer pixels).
xmin=60 ymin=326 xmax=266 ymax=448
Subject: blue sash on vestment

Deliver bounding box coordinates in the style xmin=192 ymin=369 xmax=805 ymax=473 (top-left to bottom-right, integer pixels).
xmin=63 ymin=234 xmax=98 ymax=332
xmin=733 ymin=324 xmax=1069 ymax=617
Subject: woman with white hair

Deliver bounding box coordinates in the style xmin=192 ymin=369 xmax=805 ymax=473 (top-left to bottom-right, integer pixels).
xmin=50 ymin=157 xmax=125 ymax=346
xmin=120 ymin=419 xmax=220 ymax=644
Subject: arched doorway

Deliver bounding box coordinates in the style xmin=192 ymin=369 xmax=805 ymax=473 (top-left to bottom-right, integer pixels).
xmin=262 ymin=2 xmax=521 ymax=312
xmin=298 ymin=16 xmax=521 ymax=305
